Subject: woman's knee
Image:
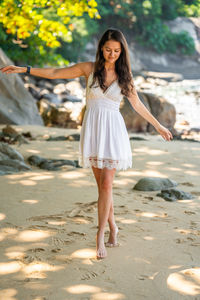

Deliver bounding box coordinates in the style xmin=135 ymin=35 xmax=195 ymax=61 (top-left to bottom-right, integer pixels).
xmin=100 ymin=177 xmax=113 ymax=192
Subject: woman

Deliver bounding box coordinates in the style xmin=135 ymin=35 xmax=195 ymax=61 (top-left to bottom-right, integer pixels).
xmin=0 ymin=27 xmax=173 ymax=260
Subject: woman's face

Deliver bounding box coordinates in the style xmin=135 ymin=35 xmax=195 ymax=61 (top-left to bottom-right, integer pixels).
xmin=101 ymin=40 xmax=121 ymax=64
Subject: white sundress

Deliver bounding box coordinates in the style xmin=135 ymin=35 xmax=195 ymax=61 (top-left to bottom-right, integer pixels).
xmin=78 ymin=71 xmax=133 ymax=171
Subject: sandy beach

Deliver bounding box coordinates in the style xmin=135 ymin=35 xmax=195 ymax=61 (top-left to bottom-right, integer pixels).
xmin=0 ymin=124 xmax=200 ymax=300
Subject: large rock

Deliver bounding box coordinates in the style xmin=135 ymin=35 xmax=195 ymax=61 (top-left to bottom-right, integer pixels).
xmin=0 ymin=142 xmax=31 ymax=175
xmin=0 ymin=48 xmax=44 ymax=125
xmin=120 ymin=93 xmax=150 ymax=132
xmin=133 ymin=177 xmax=178 ymax=191
xmin=119 ymin=92 xmax=176 ymax=133
xmin=144 ymin=92 xmax=176 ymax=132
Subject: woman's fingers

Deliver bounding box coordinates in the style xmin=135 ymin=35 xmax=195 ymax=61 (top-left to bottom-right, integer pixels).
xmin=0 ymin=65 xmax=23 ymax=74
xmin=0 ymin=66 xmax=14 ymax=73
xmin=163 ymin=129 xmax=173 ymax=141
xmin=157 ymin=125 xmax=173 ymax=141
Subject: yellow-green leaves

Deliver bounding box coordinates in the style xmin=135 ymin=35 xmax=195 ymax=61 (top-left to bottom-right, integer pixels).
xmin=0 ymin=0 xmax=101 ymax=48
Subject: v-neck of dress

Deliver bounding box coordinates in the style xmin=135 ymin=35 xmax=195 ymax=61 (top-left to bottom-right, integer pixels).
xmin=102 ymin=79 xmax=117 ymax=94
xmin=88 ymin=71 xmax=118 ymax=94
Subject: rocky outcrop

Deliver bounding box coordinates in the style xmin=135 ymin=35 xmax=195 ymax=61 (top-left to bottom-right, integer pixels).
xmin=165 ymin=17 xmax=200 ymax=55
xmin=0 ymin=48 xmax=44 ymax=125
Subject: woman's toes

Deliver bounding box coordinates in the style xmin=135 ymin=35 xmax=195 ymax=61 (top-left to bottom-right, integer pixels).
xmin=96 ymin=247 xmax=107 ymax=259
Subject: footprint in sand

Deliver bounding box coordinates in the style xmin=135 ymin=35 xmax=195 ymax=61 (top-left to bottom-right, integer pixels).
xmin=181 ymin=182 xmax=195 ymax=187
xmin=184 ymin=211 xmax=196 ymax=215
xmin=27 ymin=225 xmax=59 ymax=232
xmin=144 ymin=196 xmax=154 ymax=200
xmin=81 ymin=271 xmax=99 ymax=280
xmin=68 ymin=231 xmax=86 ymax=237
xmin=28 ymin=247 xmax=45 ymax=253
xmin=50 ymin=236 xmax=71 ymax=247
xmin=70 ymin=201 xmax=97 ymax=215
xmin=175 ymin=238 xmax=186 ymax=244
xmin=27 ymin=214 xmax=67 ymax=222
xmin=114 ymin=205 xmax=129 ymax=215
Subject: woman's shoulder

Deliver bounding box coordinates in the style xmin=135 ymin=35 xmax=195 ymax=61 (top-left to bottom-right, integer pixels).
xmin=84 ymin=61 xmax=95 ymax=79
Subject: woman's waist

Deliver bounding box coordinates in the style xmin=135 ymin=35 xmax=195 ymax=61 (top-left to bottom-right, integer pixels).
xmin=86 ymin=98 xmax=120 ymax=111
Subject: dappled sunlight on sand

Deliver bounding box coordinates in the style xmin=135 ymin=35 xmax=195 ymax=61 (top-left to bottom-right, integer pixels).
xmin=134 ymin=147 xmax=167 ymax=156
xmin=0 ymin=213 xmax=6 ymax=221
xmin=91 ymin=292 xmax=126 ymax=300
xmin=65 ymin=284 xmax=101 ymax=294
xmin=0 ymin=227 xmax=18 ymax=242
xmin=59 ymin=171 xmax=86 ymax=179
xmin=119 ymin=218 xmax=137 ymax=224
xmin=64 ymin=285 xmax=125 ymax=299
xmin=185 ymin=170 xmax=200 ymax=176
xmin=70 ymin=248 xmax=96 ymax=259
xmin=113 ymin=178 xmax=134 ymax=186
xmin=5 ymin=251 xmax=25 ymax=260
xmin=6 ymin=172 xmax=43 ymax=180
xmin=118 ymin=170 xmax=143 ymax=177
xmin=167 ymin=267 xmax=200 ymax=295
xmin=15 ymin=230 xmax=54 ymax=242
xmin=147 ymin=161 xmax=164 ymax=166
xmin=165 ymin=167 xmax=182 ymax=171
xmin=21 ymin=199 xmax=39 ymax=204
xmin=0 ymin=261 xmax=22 ymax=275
xmin=26 ymin=149 xmax=41 ymax=154
xmin=143 ymin=236 xmax=155 ymax=241
xmin=143 ymin=170 xmax=166 ymax=177
xmin=23 ymin=261 xmax=64 ymax=278
xmin=0 ymin=288 xmax=17 ymax=300
xmin=47 ymin=220 xmax=67 ymax=225
xmin=68 ymin=180 xmax=95 ymax=187
xmin=29 ymin=175 xmax=54 ymax=181
xmin=135 ymin=211 xmax=168 ymax=218
xmin=169 ymin=265 xmax=183 ymax=270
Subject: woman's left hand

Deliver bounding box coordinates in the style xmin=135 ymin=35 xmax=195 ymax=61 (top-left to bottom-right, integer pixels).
xmin=155 ymin=124 xmax=173 ymax=141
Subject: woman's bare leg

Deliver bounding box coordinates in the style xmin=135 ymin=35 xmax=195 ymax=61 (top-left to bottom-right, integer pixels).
xmin=92 ymin=166 xmax=117 ymax=230
xmin=92 ymin=166 xmax=117 ymax=258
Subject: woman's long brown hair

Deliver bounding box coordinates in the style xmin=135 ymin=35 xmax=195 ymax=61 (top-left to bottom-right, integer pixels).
xmin=89 ymin=27 xmax=135 ymax=98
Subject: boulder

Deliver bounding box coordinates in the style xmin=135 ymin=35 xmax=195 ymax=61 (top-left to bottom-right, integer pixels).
xmin=144 ymin=93 xmax=176 ymax=132
xmin=120 ymin=92 xmax=176 ymax=133
xmin=0 ymin=48 xmax=44 ymax=125
xmin=27 ymin=155 xmax=79 ymax=170
xmin=133 ymin=177 xmax=177 ymax=191
xmin=0 ymin=142 xmax=31 ymax=175
xmin=156 ymin=188 xmax=194 ymax=202
xmin=120 ymin=93 xmax=150 ymax=132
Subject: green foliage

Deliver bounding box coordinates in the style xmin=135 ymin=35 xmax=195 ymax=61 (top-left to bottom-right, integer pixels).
xmin=95 ymin=0 xmax=197 ymax=55
xmin=57 ymin=16 xmax=99 ymax=62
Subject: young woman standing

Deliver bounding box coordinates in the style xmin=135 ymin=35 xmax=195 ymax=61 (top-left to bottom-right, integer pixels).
xmin=0 ymin=28 xmax=173 ymax=260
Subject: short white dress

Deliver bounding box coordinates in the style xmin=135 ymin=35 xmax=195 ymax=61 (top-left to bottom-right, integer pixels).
xmin=78 ymin=71 xmax=132 ymax=170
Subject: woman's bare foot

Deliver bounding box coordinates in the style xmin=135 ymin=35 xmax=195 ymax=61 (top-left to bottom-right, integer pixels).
xmin=96 ymin=230 xmax=107 ymax=259
xmin=105 ymin=224 xmax=119 ymax=247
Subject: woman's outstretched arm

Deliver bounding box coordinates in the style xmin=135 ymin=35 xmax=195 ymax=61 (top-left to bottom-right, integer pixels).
xmin=0 ymin=61 xmax=90 ymax=79
xmin=127 ymin=81 xmax=173 ymax=141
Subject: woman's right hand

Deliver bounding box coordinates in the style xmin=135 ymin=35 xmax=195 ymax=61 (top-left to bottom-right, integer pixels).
xmin=0 ymin=65 xmax=26 ymax=74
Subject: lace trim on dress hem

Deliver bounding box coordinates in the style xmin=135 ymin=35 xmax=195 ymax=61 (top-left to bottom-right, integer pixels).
xmin=79 ymin=155 xmax=132 ymax=171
